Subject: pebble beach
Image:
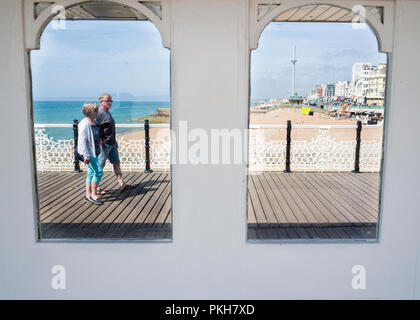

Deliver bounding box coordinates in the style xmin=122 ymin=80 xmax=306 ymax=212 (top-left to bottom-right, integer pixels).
xmin=119 ymin=107 xmax=383 ymax=143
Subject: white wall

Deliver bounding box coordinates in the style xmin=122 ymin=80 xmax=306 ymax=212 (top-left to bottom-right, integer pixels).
xmin=0 ymin=0 xmax=420 ymax=299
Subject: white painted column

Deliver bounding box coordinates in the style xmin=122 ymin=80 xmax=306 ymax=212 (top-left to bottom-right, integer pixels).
xmin=0 ymin=0 xmax=38 ymax=296
xmin=170 ymin=0 xmax=249 ymax=247
xmin=384 ymin=0 xmax=420 ymax=298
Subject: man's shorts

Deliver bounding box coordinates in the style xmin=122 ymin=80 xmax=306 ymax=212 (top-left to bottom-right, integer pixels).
xmin=99 ymin=142 xmax=120 ymax=167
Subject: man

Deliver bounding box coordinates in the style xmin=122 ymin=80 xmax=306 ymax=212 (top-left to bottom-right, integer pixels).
xmin=96 ymin=93 xmax=128 ymax=191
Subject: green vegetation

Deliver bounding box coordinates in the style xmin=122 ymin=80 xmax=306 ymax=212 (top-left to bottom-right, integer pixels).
xmin=129 ymin=115 xmax=170 ymax=124
xmin=130 ymin=107 xmax=170 ymax=124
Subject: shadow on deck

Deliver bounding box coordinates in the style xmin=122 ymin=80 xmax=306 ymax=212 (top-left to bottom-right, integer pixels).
xmin=38 ymin=171 xmax=171 ymax=239
xmin=37 ymin=171 xmax=379 ymax=240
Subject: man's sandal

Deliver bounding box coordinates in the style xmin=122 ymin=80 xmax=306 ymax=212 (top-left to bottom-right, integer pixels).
xmin=119 ymin=184 xmax=133 ymax=191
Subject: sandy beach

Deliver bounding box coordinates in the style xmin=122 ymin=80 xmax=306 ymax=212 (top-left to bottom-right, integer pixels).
xmin=119 ymin=107 xmax=383 ymax=142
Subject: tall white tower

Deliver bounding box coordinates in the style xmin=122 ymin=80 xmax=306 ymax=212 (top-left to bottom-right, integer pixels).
xmin=291 ymin=45 xmax=297 ymax=97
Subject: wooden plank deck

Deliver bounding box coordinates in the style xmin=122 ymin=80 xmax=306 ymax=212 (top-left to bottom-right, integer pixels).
xmin=37 ymin=172 xmax=379 ymax=240
xmin=247 ymin=172 xmax=379 ymax=240
xmin=38 ymin=171 xmax=172 ymax=239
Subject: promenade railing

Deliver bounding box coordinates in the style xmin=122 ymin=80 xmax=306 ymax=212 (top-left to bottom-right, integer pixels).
xmin=249 ymin=122 xmax=382 ymax=172
xmin=34 ymin=122 xmax=170 ymax=172
xmin=34 ymin=121 xmax=383 ymax=173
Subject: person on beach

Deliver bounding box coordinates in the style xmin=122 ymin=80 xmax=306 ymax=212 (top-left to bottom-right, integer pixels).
xmin=95 ymin=93 xmax=128 ymax=191
xmin=78 ymin=102 xmax=104 ymax=205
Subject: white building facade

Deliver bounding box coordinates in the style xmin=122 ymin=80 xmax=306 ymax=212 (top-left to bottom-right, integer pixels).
xmin=352 ymin=62 xmax=372 ymax=88
xmin=335 ymin=80 xmax=351 ymax=97
xmin=366 ymin=63 xmax=387 ymax=105
xmin=354 ymin=64 xmax=387 ymax=105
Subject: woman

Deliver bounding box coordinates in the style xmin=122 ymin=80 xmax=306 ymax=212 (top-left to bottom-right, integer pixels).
xmin=78 ymin=102 xmax=104 ymax=205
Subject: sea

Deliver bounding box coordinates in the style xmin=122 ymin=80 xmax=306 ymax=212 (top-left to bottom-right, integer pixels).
xmin=34 ymin=100 xmax=170 ymax=140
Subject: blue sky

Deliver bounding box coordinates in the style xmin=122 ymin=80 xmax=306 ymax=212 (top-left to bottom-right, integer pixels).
xmin=251 ymin=22 xmax=387 ymax=99
xmin=31 ymin=20 xmax=170 ymax=101
xmin=31 ymin=20 xmax=386 ymax=101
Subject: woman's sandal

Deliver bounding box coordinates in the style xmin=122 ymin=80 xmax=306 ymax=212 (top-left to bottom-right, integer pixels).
xmin=89 ymin=197 xmax=103 ymax=205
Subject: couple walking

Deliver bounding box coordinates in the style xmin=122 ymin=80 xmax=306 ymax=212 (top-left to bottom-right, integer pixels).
xmin=78 ymin=93 xmax=130 ymax=205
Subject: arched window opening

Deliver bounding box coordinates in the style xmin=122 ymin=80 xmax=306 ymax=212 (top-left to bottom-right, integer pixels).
xmin=248 ymin=19 xmax=387 ymax=241
xmin=30 ymin=2 xmax=172 ymax=241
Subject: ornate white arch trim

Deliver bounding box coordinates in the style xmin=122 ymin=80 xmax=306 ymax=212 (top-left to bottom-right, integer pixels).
xmin=23 ymin=0 xmax=171 ymax=50
xmin=249 ymin=0 xmax=395 ymax=53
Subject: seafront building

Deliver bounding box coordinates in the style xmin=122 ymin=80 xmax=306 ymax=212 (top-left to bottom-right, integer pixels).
xmin=326 ymin=83 xmax=335 ymax=98
xmin=353 ymin=64 xmax=374 ymax=104
xmin=352 ymin=62 xmax=372 ymax=90
xmin=366 ymin=64 xmax=387 ymax=105
xmin=354 ymin=64 xmax=386 ymax=105
xmin=308 ymin=63 xmax=386 ymax=105
xmin=308 ymin=82 xmax=340 ymax=102
xmin=308 ymin=86 xmax=319 ymax=101
xmin=320 ymin=84 xmax=326 ymax=97
xmin=334 ymin=80 xmax=351 ymax=97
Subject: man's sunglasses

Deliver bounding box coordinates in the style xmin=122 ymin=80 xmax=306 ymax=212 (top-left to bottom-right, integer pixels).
xmin=101 ymin=100 xmax=113 ymax=103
